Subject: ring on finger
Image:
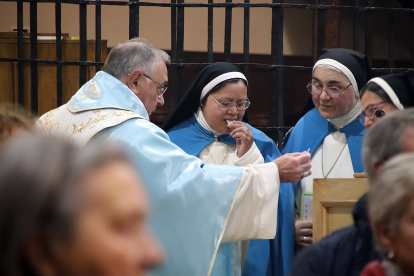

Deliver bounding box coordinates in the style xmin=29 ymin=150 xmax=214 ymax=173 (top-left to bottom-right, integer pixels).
xmin=302 ymin=171 xmax=310 ymax=178
xmin=244 ymin=130 xmax=248 ymax=135
xmin=303 ymin=236 xmax=307 ymax=241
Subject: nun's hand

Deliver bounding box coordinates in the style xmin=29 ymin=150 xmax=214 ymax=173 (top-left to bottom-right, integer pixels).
xmin=228 ymin=121 xmax=253 ymax=158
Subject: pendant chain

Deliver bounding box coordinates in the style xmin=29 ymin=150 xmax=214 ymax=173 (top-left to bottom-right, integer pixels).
xmin=321 ymin=141 xmax=348 ymax=178
xmin=206 ymin=143 xmax=229 ymax=165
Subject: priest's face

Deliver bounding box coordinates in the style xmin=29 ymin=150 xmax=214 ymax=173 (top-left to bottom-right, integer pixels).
xmin=41 ymin=161 xmax=163 ymax=276
xmin=202 ymin=80 xmax=248 ymax=134
xmin=311 ymin=66 xmax=358 ymax=119
xmin=137 ymin=58 xmax=168 ymax=116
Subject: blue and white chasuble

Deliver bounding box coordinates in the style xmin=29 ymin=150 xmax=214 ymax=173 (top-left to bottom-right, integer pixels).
xmin=38 ymin=71 xmax=274 ymax=276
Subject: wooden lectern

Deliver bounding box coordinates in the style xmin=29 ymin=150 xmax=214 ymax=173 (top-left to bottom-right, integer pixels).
xmin=313 ymin=174 xmax=369 ymax=242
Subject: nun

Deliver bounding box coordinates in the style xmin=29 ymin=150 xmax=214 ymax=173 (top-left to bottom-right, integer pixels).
xmin=282 ymin=48 xmax=372 ymax=265
xmin=163 ymin=62 xmax=289 ymax=276
xmin=359 ymin=71 xmax=414 ymax=128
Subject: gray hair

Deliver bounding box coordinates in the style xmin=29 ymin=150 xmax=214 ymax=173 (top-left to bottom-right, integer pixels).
xmin=0 ymin=134 xmax=130 ymax=276
xmin=102 ymin=37 xmax=170 ymax=79
xmin=368 ymin=152 xmax=414 ymax=255
xmin=362 ymin=108 xmax=414 ymax=179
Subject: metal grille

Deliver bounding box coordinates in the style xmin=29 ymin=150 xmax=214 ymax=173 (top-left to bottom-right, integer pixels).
xmin=0 ymin=0 xmax=413 ymax=148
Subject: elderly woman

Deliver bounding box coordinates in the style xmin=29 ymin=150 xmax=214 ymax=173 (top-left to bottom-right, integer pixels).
xmin=0 ymin=134 xmax=162 ymax=276
xmin=163 ymin=62 xmax=304 ymax=276
xmin=361 ymin=152 xmax=414 ymax=276
xmin=359 ymin=71 xmax=414 ymax=128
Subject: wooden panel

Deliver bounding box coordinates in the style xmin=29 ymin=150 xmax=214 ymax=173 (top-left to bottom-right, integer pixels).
xmin=0 ymin=38 xmax=107 ymax=116
xmin=313 ymin=178 xmax=369 ymax=242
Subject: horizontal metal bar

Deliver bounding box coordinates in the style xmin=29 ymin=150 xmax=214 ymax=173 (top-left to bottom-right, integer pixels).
xmin=1 ymin=0 xmax=413 ymax=13
xmin=0 ymin=58 xmax=406 ymax=74
xmin=0 ymin=57 xmax=104 ymax=66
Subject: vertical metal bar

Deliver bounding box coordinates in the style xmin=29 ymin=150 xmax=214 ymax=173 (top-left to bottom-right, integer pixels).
xmin=224 ymin=0 xmax=232 ymax=62
xmin=176 ymin=0 xmax=185 ymax=99
xmin=271 ymin=0 xmax=284 ymax=149
xmin=411 ymin=8 xmax=414 ymax=68
xmin=129 ymin=0 xmax=140 ymax=39
xmin=207 ymin=0 xmax=214 ymax=63
xmin=56 ymin=2 xmax=63 ymax=106
xmin=243 ymin=0 xmax=250 ymax=80
xmin=95 ymin=0 xmax=102 ymax=71
xmin=317 ymin=0 xmax=326 ymax=58
xmin=352 ymin=0 xmax=359 ymax=51
xmin=388 ymin=1 xmax=395 ymax=68
xmin=30 ymin=1 xmax=38 ymax=114
xmin=325 ymin=0 xmax=340 ymax=49
xmin=365 ymin=0 xmax=374 ymax=67
xmin=17 ymin=0 xmax=25 ymax=106
xmin=79 ymin=3 xmax=87 ymax=87
xmin=169 ymin=0 xmax=177 ymax=115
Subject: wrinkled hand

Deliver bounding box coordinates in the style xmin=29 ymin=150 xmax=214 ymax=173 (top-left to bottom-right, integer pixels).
xmin=272 ymin=152 xmax=311 ymax=183
xmin=228 ymin=121 xmax=253 ymax=158
xmin=295 ymin=219 xmax=313 ymax=246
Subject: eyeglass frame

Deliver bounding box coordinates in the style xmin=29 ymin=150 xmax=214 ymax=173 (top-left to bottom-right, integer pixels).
xmin=358 ymin=101 xmax=387 ymax=122
xmin=209 ymin=94 xmax=251 ymax=110
xmin=142 ymin=73 xmax=168 ymax=98
xmin=306 ymin=82 xmax=352 ymax=98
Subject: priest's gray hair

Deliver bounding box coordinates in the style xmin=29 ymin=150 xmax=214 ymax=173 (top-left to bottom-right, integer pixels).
xmin=368 ymin=152 xmax=414 ymax=255
xmin=0 ymin=134 xmax=130 ymax=276
xmin=103 ymin=37 xmax=170 ymax=79
xmin=362 ymin=108 xmax=414 ymax=180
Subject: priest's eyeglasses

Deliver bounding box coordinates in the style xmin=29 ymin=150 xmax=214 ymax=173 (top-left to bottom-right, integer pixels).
xmin=143 ymin=73 xmax=168 ymax=98
xmin=209 ymin=95 xmax=251 ymax=110
xmin=307 ymin=82 xmax=352 ymax=98
xmin=358 ymin=101 xmax=386 ymax=124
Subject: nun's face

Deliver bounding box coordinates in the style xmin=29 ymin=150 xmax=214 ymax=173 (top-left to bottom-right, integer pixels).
xmin=202 ymin=81 xmax=248 ymax=134
xmin=312 ymin=67 xmax=358 ymax=119
xmin=360 ymin=90 xmax=399 ymax=128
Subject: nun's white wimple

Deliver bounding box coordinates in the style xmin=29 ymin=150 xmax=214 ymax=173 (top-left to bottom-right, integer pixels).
xmin=368 ymin=77 xmax=404 ymax=110
xmin=313 ymin=58 xmax=359 ymax=98
xmin=200 ymin=72 xmax=248 ymax=101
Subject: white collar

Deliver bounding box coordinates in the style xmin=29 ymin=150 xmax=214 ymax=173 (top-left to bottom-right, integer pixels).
xmin=329 ymin=100 xmax=362 ymax=129
xmin=195 ymin=107 xmax=223 ymax=137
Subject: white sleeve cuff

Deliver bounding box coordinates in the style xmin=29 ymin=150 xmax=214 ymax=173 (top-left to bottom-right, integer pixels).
xmin=222 ymin=162 xmax=280 ymax=242
xmin=234 ymin=142 xmax=264 ymax=167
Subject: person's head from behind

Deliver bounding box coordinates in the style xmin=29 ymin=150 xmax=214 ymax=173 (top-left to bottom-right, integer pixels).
xmin=163 ymin=62 xmax=249 ymax=134
xmin=359 ymin=71 xmax=414 ymax=128
xmin=0 ymin=103 xmax=35 ymax=143
xmin=102 ymin=37 xmax=171 ymax=116
xmin=308 ymin=48 xmax=372 ymax=120
xmin=362 ymin=108 xmax=414 ymax=180
xmin=368 ymin=153 xmax=414 ymax=275
xmin=0 ymin=134 xmax=162 ymax=276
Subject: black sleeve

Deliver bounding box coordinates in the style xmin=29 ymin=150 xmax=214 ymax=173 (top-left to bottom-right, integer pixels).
xmin=288 ymin=226 xmax=358 ymax=276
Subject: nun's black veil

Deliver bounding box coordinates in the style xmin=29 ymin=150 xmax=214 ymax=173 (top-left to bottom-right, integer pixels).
xmin=163 ymin=62 xmax=248 ymax=132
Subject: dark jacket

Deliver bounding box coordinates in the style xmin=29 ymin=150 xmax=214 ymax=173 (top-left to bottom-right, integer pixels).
xmin=288 ymin=194 xmax=382 ymax=276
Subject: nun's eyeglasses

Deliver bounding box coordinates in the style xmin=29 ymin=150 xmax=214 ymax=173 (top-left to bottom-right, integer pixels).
xmin=307 ymin=82 xmax=352 ymax=98
xmin=143 ymin=73 xmax=168 ymax=98
xmin=358 ymin=101 xmax=386 ymax=124
xmin=209 ymin=95 xmax=251 ymax=110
